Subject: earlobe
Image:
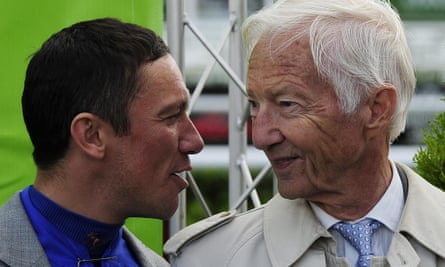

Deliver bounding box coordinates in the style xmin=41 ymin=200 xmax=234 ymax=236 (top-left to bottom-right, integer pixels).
xmin=71 ymin=113 xmax=106 ymax=159
xmin=367 ymin=84 xmax=397 ymax=130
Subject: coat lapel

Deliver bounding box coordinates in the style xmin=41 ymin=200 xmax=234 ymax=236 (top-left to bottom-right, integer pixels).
xmin=122 ymin=227 xmax=169 ymax=267
xmin=263 ymin=195 xmax=333 ymax=266
xmin=0 ymin=192 xmax=51 ymax=266
xmin=396 ymin=164 xmax=445 ymax=259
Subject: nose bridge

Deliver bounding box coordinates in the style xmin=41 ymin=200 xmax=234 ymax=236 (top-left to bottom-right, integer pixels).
xmin=180 ymin=116 xmax=204 ymax=154
xmin=252 ymin=104 xmax=281 ymax=149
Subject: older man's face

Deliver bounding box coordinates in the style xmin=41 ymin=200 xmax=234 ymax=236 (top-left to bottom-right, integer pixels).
xmin=247 ymin=36 xmax=370 ymax=202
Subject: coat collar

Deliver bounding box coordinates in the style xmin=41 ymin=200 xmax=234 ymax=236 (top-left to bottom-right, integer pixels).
xmin=263 ymin=195 xmax=332 ymax=266
xmin=262 ymin=163 xmax=445 ymax=266
xmin=397 ymin=163 xmax=445 ymax=259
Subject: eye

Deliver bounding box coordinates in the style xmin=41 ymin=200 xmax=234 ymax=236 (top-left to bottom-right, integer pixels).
xmin=248 ymin=99 xmax=259 ymax=117
xmin=163 ymin=111 xmax=183 ymax=125
xmin=172 ymin=111 xmax=184 ymax=120
xmin=279 ymin=100 xmax=297 ymax=107
xmin=160 ymin=101 xmax=188 ymax=125
xmin=168 ymin=113 xmax=181 ymax=120
xmin=278 ymin=100 xmax=302 ymax=114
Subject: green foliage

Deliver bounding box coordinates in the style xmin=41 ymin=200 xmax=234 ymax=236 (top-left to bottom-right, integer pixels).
xmin=413 ymin=98 xmax=445 ymax=190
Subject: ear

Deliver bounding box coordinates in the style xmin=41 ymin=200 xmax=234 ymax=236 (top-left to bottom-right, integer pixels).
xmin=70 ymin=113 xmax=106 ymax=159
xmin=366 ymin=84 xmax=397 ymax=131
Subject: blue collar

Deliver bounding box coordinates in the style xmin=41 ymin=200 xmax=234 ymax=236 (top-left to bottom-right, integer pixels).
xmin=21 ymin=186 xmax=139 ymax=266
xmin=27 ymin=185 xmax=122 ymax=246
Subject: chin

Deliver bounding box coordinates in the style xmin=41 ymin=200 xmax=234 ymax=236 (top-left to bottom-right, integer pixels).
xmin=159 ymin=202 xmax=180 ymax=220
xmin=278 ymin=186 xmax=305 ymax=200
xmin=131 ymin=200 xmax=179 ymax=220
xmin=279 ymin=192 xmax=300 ymax=200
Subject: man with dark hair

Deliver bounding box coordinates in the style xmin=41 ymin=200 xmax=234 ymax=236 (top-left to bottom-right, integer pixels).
xmin=0 ymin=18 xmax=203 ymax=266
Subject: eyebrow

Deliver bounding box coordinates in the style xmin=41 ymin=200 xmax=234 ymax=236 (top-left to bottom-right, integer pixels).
xmin=270 ymin=86 xmax=298 ymax=98
xmin=158 ymin=99 xmax=187 ymax=117
xmin=247 ymin=86 xmax=295 ymax=100
xmin=158 ymin=90 xmax=190 ymax=117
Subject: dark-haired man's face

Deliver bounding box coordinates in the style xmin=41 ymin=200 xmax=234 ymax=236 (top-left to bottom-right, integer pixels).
xmin=105 ymin=55 xmax=204 ymax=220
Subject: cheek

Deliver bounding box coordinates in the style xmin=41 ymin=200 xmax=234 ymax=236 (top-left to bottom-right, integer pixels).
xmin=140 ymin=135 xmax=176 ymax=164
xmin=281 ymin=117 xmax=324 ymax=145
xmin=284 ymin=117 xmax=351 ymax=156
xmin=311 ymin=119 xmax=365 ymax=164
xmin=126 ymin=128 xmax=176 ymax=169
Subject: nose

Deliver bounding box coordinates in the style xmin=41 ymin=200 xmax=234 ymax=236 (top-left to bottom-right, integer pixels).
xmin=180 ymin=116 xmax=204 ymax=154
xmin=251 ymin=109 xmax=284 ymax=150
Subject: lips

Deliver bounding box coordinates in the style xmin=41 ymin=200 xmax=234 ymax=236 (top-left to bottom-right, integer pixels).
xmin=269 ymin=155 xmax=300 ymax=170
xmin=174 ymin=171 xmax=187 ymax=180
xmin=171 ymin=168 xmax=190 ymax=189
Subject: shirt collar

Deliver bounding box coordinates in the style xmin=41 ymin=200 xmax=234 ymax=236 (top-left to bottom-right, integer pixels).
xmin=310 ymin=160 xmax=404 ymax=232
xmin=27 ymin=186 xmax=122 ymax=246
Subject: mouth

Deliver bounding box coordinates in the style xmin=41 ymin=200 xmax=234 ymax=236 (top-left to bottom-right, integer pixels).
xmin=174 ymin=171 xmax=187 ymax=180
xmin=269 ymin=155 xmax=300 ymax=170
xmin=171 ymin=170 xmax=189 ymax=189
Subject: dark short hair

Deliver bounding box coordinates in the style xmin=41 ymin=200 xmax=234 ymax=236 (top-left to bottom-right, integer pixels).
xmin=22 ymin=18 xmax=170 ymax=169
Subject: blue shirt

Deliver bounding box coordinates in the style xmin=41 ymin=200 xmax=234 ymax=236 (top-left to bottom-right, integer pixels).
xmin=20 ymin=186 xmax=140 ymax=266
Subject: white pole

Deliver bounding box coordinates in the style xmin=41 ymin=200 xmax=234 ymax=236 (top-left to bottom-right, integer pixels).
xmin=228 ymin=0 xmax=248 ymax=211
xmin=166 ymin=0 xmax=186 ymax=236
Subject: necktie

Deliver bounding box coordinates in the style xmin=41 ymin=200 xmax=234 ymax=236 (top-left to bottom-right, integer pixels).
xmin=333 ymin=219 xmax=381 ymax=267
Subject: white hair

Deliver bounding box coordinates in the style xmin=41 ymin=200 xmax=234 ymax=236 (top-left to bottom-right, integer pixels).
xmin=242 ymin=0 xmax=416 ymax=142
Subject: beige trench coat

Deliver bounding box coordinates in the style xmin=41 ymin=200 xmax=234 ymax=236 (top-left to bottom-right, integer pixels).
xmin=165 ymin=163 xmax=445 ymax=267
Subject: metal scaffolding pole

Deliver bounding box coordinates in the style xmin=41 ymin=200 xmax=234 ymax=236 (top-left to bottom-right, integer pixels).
xmin=166 ymin=0 xmax=184 ymax=71
xmin=166 ymin=0 xmax=186 ymax=236
xmin=165 ymin=0 xmax=269 ymax=238
xmin=228 ymin=0 xmax=248 ymax=211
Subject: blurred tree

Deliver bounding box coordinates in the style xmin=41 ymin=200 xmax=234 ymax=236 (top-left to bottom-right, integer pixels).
xmin=413 ymin=98 xmax=445 ymax=190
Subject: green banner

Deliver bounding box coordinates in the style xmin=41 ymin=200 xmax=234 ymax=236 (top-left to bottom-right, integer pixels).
xmin=392 ymin=0 xmax=445 ymax=20
xmin=0 ymin=0 xmax=165 ymax=255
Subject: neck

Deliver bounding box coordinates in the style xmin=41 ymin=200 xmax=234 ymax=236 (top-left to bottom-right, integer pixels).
xmin=34 ymin=167 xmax=124 ymax=224
xmin=312 ymin=159 xmax=393 ymax=221
xmin=27 ymin=186 xmax=122 ymax=245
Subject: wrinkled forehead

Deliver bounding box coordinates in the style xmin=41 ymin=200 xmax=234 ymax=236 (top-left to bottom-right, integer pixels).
xmin=247 ymin=35 xmax=322 ymax=98
xmin=249 ymin=25 xmax=310 ymax=63
xmin=248 ymin=31 xmax=313 ymax=72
